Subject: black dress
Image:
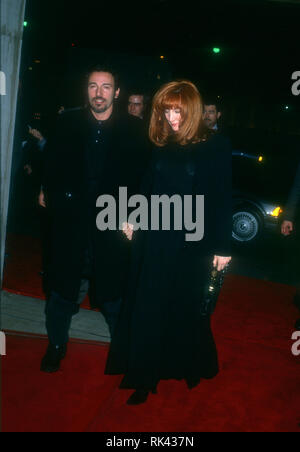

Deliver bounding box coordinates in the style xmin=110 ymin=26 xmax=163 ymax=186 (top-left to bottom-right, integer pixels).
xmin=105 ymin=133 xmax=232 ymax=390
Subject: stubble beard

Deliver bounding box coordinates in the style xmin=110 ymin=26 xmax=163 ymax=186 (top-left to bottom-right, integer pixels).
xmin=90 ymin=98 xmax=112 ymax=114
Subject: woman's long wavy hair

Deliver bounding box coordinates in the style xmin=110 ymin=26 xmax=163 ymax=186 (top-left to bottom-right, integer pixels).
xmin=149 ymin=80 xmax=208 ymax=147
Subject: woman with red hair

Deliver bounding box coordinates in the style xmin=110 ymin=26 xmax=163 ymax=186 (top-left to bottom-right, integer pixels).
xmin=105 ymin=80 xmax=232 ymax=405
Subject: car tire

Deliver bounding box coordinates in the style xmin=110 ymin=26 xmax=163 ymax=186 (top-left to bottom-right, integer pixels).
xmin=232 ymin=208 xmax=263 ymax=244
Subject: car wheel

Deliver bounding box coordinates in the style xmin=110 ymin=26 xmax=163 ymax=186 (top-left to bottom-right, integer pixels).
xmin=232 ymin=209 xmax=262 ymax=243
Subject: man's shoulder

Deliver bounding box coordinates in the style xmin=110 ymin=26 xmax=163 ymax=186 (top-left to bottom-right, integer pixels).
xmin=114 ymin=113 xmax=147 ymax=140
xmin=56 ymin=108 xmax=86 ymax=130
xmin=51 ymin=108 xmax=88 ymax=139
xmin=208 ymin=130 xmax=232 ymax=151
xmin=115 ymin=113 xmax=144 ymax=129
xmin=57 ymin=107 xmax=86 ymax=125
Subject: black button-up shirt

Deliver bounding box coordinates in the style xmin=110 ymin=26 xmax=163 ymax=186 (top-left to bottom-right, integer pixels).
xmin=85 ymin=110 xmax=115 ymax=261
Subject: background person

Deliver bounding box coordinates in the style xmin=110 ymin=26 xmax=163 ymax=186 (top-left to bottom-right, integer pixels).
xmin=128 ymin=93 xmax=146 ymax=119
xmin=281 ymin=160 xmax=300 ymax=330
xmin=8 ymin=116 xmax=48 ymax=233
xmin=203 ymin=98 xmax=222 ymax=131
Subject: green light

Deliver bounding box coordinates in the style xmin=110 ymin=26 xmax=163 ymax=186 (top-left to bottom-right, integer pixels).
xmin=213 ymin=47 xmax=221 ymax=54
xmin=24 ymin=21 xmax=28 ymax=27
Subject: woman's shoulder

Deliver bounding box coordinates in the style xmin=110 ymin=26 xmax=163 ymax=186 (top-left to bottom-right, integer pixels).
xmin=151 ymin=142 xmax=181 ymax=157
xmin=205 ymin=132 xmax=231 ymax=150
xmin=191 ymin=134 xmax=232 ymax=173
xmin=194 ymin=132 xmax=232 ymax=157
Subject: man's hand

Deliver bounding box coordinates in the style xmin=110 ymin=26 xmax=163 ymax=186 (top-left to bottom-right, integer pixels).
xmin=213 ymin=256 xmax=232 ymax=272
xmin=24 ymin=164 xmax=32 ymax=175
xmin=281 ymin=220 xmax=293 ymax=236
xmin=122 ymin=222 xmax=134 ymax=241
xmin=29 ymin=128 xmax=44 ymax=142
xmin=38 ymin=189 xmax=46 ymax=208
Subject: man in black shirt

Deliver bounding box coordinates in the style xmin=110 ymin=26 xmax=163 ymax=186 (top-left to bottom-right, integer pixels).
xmin=41 ymin=64 xmax=150 ymax=372
xmin=281 ymin=161 xmax=300 ymax=330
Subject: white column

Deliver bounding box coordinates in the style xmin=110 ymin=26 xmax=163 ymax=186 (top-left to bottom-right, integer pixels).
xmin=0 ymin=0 xmax=26 ymax=285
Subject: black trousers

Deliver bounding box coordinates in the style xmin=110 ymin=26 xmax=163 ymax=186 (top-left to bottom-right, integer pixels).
xmin=45 ymin=284 xmax=122 ymax=346
xmin=45 ymin=247 xmax=122 ymax=346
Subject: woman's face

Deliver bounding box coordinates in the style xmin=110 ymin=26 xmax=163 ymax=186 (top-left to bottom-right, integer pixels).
xmin=164 ymin=108 xmax=182 ymax=132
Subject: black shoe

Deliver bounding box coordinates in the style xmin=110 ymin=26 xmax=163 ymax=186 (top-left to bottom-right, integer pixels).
xmin=40 ymin=344 xmax=67 ymax=373
xmin=295 ymin=319 xmax=300 ymax=331
xmin=126 ymin=390 xmax=150 ymax=406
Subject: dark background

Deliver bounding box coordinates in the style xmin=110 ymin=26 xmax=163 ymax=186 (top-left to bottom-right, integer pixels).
xmin=7 ymin=0 xmax=300 ymax=288
xmin=19 ymin=0 xmax=300 ymax=134
xmin=15 ymin=0 xmax=300 ymax=207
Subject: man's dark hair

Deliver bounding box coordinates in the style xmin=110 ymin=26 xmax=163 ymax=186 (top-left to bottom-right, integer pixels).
xmin=128 ymin=92 xmax=150 ymax=106
xmin=85 ymin=63 xmax=120 ymax=90
xmin=203 ymin=97 xmax=222 ymax=112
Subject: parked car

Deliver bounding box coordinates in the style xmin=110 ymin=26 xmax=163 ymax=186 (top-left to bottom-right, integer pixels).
xmin=232 ymin=152 xmax=285 ymax=244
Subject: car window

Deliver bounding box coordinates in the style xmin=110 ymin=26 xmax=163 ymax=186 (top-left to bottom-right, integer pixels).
xmin=232 ymin=153 xmax=298 ymax=201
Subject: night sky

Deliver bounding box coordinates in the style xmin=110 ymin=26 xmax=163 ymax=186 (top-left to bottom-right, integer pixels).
xmin=20 ymin=0 xmax=300 ymax=134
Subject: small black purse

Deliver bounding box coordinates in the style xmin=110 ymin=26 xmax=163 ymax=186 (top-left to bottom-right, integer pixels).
xmin=199 ymin=264 xmax=229 ymax=316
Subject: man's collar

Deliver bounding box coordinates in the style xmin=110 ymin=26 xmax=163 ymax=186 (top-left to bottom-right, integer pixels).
xmin=87 ymin=107 xmax=114 ymax=127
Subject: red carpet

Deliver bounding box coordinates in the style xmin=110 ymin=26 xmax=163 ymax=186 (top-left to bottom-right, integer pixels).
xmin=2 ymin=274 xmax=300 ymax=432
xmin=3 ymin=234 xmax=91 ymax=309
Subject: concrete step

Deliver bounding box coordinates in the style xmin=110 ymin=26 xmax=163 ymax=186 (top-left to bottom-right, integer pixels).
xmin=0 ymin=290 xmax=110 ymax=343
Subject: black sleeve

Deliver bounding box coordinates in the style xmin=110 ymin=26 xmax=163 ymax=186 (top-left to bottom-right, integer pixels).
xmin=120 ymin=117 xmax=152 ymax=198
xmin=41 ymin=115 xmax=67 ymax=192
xmin=209 ymin=134 xmax=233 ymax=257
xmin=128 ymin=148 xmax=156 ymax=233
xmin=282 ymin=161 xmax=300 ymax=222
xmin=22 ymin=138 xmax=35 ymax=167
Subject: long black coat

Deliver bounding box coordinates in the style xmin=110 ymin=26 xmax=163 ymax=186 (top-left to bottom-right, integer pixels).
xmin=43 ymin=108 xmax=151 ymax=304
xmin=105 ymin=133 xmax=233 ymax=389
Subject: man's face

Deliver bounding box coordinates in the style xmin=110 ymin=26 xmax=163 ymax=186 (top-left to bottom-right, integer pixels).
xmin=203 ymin=105 xmax=221 ymax=129
xmin=88 ymin=72 xmax=120 ymax=117
xmin=128 ymin=95 xmax=144 ymax=119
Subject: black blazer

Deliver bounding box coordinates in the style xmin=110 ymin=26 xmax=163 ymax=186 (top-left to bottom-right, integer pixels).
xmin=43 ymin=107 xmax=151 ymax=303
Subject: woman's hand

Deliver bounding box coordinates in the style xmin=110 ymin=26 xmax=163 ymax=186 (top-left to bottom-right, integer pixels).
xmin=213 ymin=255 xmax=232 ymax=271
xmin=122 ymin=222 xmax=134 ymax=241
